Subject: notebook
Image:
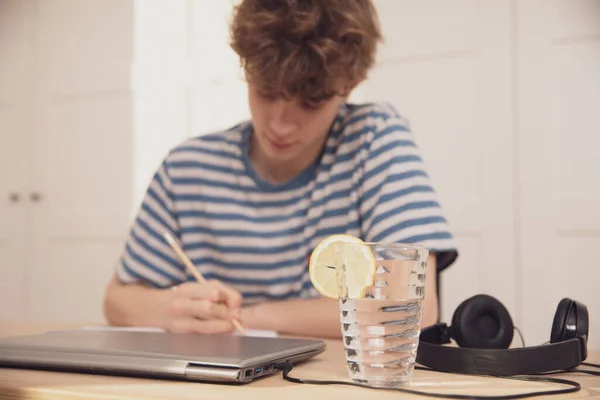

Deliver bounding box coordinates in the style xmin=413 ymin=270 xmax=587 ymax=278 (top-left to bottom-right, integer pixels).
xmin=0 ymin=329 xmax=326 ymax=383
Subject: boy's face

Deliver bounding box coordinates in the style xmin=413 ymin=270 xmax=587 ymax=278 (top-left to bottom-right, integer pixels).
xmin=247 ymin=81 xmax=346 ymax=164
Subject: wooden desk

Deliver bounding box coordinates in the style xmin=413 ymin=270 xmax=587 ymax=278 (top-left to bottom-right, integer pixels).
xmin=0 ymin=323 xmax=598 ymax=400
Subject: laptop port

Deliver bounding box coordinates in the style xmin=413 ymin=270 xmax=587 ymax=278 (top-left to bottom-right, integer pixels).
xmin=245 ymin=369 xmax=254 ymax=378
xmin=255 ymin=367 xmax=263 ymax=374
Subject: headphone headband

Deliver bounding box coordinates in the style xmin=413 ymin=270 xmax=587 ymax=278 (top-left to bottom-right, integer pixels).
xmin=416 ymin=295 xmax=589 ymax=376
xmin=417 ymin=329 xmax=587 ymax=375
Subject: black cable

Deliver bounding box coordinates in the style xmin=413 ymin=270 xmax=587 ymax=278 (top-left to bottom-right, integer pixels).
xmin=274 ymin=363 xmax=581 ymax=400
xmin=513 ymin=326 xmax=525 ymax=347
xmin=582 ymin=362 xmax=600 ymax=369
xmin=528 ymin=368 xmax=600 ymax=377
xmin=568 ymin=369 xmax=600 ymax=376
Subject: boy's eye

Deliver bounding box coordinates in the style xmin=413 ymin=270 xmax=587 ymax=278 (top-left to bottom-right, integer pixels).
xmin=301 ymin=101 xmax=322 ymax=110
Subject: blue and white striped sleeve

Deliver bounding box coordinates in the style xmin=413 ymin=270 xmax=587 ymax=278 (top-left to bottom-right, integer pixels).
xmin=115 ymin=160 xmax=186 ymax=287
xmin=359 ymin=113 xmax=458 ymax=272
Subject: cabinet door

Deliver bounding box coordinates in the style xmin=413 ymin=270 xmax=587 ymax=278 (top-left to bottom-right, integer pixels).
xmin=0 ymin=0 xmax=34 ymax=320
xmin=518 ymin=0 xmax=600 ymax=349
xmin=359 ymin=1 xmax=515 ymax=322
xmin=27 ymin=0 xmax=135 ymax=323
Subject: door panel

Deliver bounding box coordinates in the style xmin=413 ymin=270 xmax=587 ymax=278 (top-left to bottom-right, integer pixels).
xmin=518 ymin=0 xmax=600 ymax=349
xmin=28 ymin=0 xmax=134 ymax=322
xmin=0 ymin=0 xmax=34 ymax=320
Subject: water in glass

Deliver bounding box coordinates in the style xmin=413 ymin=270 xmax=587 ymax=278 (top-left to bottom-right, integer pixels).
xmin=336 ymin=245 xmax=428 ymax=388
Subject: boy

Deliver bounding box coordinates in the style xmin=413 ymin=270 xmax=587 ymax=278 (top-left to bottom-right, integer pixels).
xmin=103 ymin=0 xmax=458 ymax=338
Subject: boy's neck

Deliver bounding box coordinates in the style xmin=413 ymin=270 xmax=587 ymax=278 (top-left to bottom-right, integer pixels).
xmin=249 ymin=134 xmax=326 ymax=184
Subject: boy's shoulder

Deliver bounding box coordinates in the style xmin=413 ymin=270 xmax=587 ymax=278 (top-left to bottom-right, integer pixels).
xmin=340 ymin=102 xmax=411 ymax=132
xmin=343 ymin=101 xmax=399 ymax=118
xmin=164 ymin=120 xmax=251 ymax=162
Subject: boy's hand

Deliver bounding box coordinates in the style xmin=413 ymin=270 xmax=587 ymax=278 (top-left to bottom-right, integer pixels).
xmin=162 ymin=280 xmax=242 ymax=334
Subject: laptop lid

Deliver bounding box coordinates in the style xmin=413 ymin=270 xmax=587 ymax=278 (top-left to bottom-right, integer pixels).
xmin=0 ymin=329 xmax=326 ymax=383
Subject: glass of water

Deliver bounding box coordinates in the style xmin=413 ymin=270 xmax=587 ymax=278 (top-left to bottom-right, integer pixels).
xmin=335 ymin=242 xmax=429 ymax=388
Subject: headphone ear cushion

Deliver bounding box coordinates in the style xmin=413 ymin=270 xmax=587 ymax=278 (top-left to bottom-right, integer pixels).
xmin=451 ymin=294 xmax=514 ymax=349
xmin=551 ymin=298 xmax=572 ymax=343
xmin=573 ymin=300 xmax=590 ymax=341
xmin=550 ymin=298 xmax=589 ymax=343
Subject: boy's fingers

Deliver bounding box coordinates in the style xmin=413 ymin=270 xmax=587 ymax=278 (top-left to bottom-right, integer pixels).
xmin=176 ymin=282 xmax=220 ymax=301
xmin=172 ymin=281 xmax=243 ymax=315
xmin=171 ymin=298 xmax=231 ymax=320
xmin=207 ymin=280 xmax=243 ymax=309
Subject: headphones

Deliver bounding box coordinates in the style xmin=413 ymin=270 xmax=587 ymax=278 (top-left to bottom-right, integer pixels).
xmin=416 ymin=294 xmax=589 ymax=376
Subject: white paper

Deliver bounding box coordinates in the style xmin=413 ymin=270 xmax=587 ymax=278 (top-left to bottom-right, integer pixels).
xmin=82 ymin=326 xmax=166 ymax=333
xmin=235 ymin=329 xmax=278 ymax=337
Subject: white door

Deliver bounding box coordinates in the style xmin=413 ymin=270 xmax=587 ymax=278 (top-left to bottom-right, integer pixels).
xmin=518 ymin=0 xmax=600 ymax=350
xmin=27 ymin=0 xmax=135 ymax=323
xmin=359 ymin=1 xmax=516 ymax=323
xmin=0 ymin=0 xmax=35 ymax=320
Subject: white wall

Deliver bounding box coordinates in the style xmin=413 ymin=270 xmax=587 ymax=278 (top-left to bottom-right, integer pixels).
xmin=358 ymin=0 xmax=516 ymax=331
xmin=359 ymin=0 xmax=600 ymax=349
xmin=0 ymin=0 xmax=598 ymax=349
xmin=516 ymin=0 xmax=600 ymax=349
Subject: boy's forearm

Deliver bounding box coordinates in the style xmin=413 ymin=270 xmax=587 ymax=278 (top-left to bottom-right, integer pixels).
xmin=241 ymin=298 xmax=343 ymax=338
xmin=421 ymin=254 xmax=439 ymax=328
xmin=240 ymin=255 xmax=439 ymax=339
xmin=103 ymin=277 xmax=170 ymax=327
xmin=242 ymin=297 xmax=438 ymax=339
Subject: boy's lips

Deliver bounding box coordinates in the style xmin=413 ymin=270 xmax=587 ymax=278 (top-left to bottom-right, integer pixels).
xmin=268 ymin=138 xmax=295 ymax=150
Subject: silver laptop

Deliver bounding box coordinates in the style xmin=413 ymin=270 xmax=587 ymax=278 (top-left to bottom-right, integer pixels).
xmin=0 ymin=329 xmax=326 ymax=383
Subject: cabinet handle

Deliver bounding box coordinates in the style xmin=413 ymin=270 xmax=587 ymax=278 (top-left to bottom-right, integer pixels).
xmin=9 ymin=193 xmax=21 ymax=203
xmin=30 ymin=192 xmax=42 ymax=202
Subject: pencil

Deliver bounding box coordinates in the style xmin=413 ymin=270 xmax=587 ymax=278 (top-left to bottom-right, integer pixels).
xmin=162 ymin=232 xmax=247 ymax=336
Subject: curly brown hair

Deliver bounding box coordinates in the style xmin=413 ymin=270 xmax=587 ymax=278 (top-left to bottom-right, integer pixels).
xmin=230 ymin=0 xmax=382 ymax=104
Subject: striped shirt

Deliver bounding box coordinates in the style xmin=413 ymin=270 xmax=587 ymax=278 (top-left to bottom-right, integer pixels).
xmin=115 ymin=102 xmax=458 ymax=303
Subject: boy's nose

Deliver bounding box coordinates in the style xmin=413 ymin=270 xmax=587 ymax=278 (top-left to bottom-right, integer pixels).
xmin=269 ymin=102 xmax=298 ymax=139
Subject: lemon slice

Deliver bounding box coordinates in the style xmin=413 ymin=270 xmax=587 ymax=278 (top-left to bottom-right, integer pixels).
xmin=309 ymin=234 xmax=376 ymax=299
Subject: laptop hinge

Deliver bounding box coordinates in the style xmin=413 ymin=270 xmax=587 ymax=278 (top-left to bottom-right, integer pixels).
xmin=185 ymin=364 xmax=243 ymax=383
